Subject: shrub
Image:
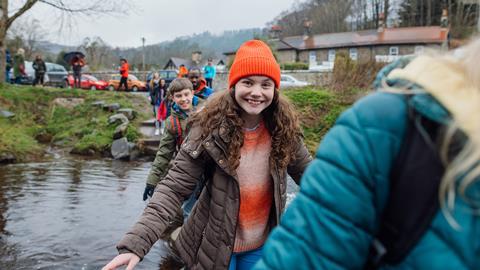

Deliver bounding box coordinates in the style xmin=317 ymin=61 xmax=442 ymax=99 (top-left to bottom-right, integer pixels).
xmin=330 ymin=52 xmax=385 ymax=91
xmin=280 ymin=62 xmax=309 ymax=70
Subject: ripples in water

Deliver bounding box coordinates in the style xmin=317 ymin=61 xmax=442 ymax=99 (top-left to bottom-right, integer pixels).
xmin=0 ymin=157 xmax=299 ymax=269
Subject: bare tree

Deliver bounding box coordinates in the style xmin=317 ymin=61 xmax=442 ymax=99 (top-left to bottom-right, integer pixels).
xmin=7 ymin=17 xmax=47 ymax=59
xmin=0 ymin=0 xmax=132 ymax=83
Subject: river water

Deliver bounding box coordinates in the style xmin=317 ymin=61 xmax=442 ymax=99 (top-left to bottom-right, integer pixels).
xmin=0 ymin=156 xmax=298 ymax=270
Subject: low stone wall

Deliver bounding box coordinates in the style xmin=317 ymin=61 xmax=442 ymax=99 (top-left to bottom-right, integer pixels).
xmin=88 ymin=70 xmax=333 ymax=91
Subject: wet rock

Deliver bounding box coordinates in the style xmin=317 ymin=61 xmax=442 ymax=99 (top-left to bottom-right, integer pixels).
xmin=0 ymin=110 xmax=15 ymax=118
xmin=118 ymin=108 xmax=136 ymax=120
xmin=103 ymin=103 xmax=121 ymax=112
xmin=52 ymin=98 xmax=85 ymax=109
xmin=113 ymin=122 xmax=129 ymax=139
xmin=108 ymin=114 xmax=129 ymax=126
xmin=111 ymin=137 xmax=130 ymax=160
xmin=0 ymin=152 xmax=16 ymax=164
xmin=91 ymin=101 xmax=105 ymax=107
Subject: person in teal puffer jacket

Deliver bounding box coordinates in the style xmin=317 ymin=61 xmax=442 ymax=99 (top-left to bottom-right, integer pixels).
xmin=254 ymin=37 xmax=480 ymax=270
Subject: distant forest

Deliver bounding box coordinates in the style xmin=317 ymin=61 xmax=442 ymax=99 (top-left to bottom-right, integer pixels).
xmin=6 ymin=0 xmax=479 ymax=71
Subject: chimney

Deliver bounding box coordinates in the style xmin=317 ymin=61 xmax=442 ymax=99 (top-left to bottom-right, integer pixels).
xmin=192 ymin=51 xmax=202 ymax=65
xmin=441 ymin=9 xmax=448 ymax=28
xmin=440 ymin=9 xmax=449 ymax=50
xmin=270 ymin=25 xmax=282 ymax=40
xmin=303 ymin=19 xmax=313 ymax=38
xmin=377 ymin=13 xmax=385 ymax=33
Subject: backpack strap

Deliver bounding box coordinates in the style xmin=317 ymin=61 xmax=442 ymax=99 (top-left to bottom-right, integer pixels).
xmin=365 ymin=107 xmax=444 ymax=269
xmin=169 ymin=115 xmax=183 ymax=147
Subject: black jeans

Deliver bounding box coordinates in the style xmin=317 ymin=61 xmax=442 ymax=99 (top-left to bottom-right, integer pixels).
xmin=205 ymin=78 xmax=213 ymax=88
xmin=118 ymin=76 xmax=128 ymax=91
xmin=73 ymin=73 xmax=81 ymax=88
xmin=33 ymin=73 xmax=45 ymax=86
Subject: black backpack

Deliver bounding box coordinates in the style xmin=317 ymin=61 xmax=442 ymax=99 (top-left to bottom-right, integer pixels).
xmin=364 ymin=107 xmax=445 ymax=269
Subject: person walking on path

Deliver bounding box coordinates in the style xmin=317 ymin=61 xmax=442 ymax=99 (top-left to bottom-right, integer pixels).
xmin=203 ymin=58 xmax=216 ymax=88
xmin=118 ymin=58 xmax=129 ymax=91
xmin=102 ymin=39 xmax=311 ymax=270
xmin=148 ymin=72 xmax=167 ymax=136
xmin=188 ymin=68 xmax=213 ymax=100
xmin=32 ymin=55 xmax=47 ymax=86
xmin=13 ymin=48 xmax=26 ymax=85
xmin=254 ymin=37 xmax=480 ymax=270
xmin=72 ymin=54 xmax=85 ymax=88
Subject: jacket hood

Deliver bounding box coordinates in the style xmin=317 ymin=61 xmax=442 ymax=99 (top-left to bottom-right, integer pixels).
xmin=374 ymin=56 xmax=479 ymax=146
xmin=194 ymin=78 xmax=208 ymax=92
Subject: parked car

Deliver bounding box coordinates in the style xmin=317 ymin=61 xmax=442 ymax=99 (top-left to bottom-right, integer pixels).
xmin=280 ymin=74 xmax=310 ymax=88
xmin=145 ymin=70 xmax=178 ymax=91
xmin=9 ymin=61 xmax=68 ymax=87
xmin=8 ymin=61 xmax=35 ymax=85
xmin=65 ymin=74 xmax=108 ymax=90
xmin=44 ymin=62 xmax=68 ymax=88
xmin=107 ymin=74 xmax=147 ymax=92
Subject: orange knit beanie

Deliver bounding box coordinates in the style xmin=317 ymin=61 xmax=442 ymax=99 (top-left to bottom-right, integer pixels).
xmin=228 ymin=40 xmax=281 ymax=89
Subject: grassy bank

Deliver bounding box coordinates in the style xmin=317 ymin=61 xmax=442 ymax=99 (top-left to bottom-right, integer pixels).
xmin=284 ymin=87 xmax=368 ymax=154
xmin=0 ymin=84 xmax=368 ymax=162
xmin=0 ymin=84 xmax=150 ymax=162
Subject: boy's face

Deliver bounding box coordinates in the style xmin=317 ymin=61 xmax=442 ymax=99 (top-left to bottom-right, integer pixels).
xmin=188 ymin=71 xmax=200 ymax=88
xmin=172 ymin=89 xmax=194 ymax=111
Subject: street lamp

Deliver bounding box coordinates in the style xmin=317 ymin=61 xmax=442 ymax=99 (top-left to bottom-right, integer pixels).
xmin=141 ymin=37 xmax=146 ymax=71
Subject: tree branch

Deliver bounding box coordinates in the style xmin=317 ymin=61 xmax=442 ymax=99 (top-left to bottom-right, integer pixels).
xmin=6 ymin=0 xmax=39 ymax=29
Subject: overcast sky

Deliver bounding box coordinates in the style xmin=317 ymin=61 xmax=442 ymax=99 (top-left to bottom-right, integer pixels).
xmin=15 ymin=0 xmax=303 ymax=48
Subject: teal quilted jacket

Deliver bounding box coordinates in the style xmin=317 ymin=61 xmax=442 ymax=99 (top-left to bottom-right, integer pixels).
xmin=254 ymin=58 xmax=480 ymax=270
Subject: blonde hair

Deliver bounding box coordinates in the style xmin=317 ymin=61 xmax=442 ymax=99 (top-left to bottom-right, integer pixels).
xmin=439 ymin=37 xmax=480 ymax=228
xmin=381 ymin=37 xmax=480 ymax=229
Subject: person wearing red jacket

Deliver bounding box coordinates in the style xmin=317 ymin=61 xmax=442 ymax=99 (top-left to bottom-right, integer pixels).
xmin=118 ymin=58 xmax=129 ymax=91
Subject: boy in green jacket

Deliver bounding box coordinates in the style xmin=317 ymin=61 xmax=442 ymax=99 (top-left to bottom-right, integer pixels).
xmin=142 ymin=78 xmax=205 ymax=236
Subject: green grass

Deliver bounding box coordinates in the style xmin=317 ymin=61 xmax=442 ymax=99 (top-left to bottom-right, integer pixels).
xmin=0 ymin=84 xmax=367 ymax=161
xmin=0 ymin=84 xmax=149 ymax=161
xmin=283 ymin=86 xmax=364 ymax=154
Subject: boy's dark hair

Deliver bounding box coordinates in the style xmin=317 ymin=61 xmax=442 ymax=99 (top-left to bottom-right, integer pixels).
xmin=168 ymin=78 xmax=193 ymax=95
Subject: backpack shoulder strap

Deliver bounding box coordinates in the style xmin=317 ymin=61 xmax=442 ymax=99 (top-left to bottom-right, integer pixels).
xmin=365 ymin=108 xmax=444 ymax=269
xmin=168 ymin=115 xmax=183 ymax=147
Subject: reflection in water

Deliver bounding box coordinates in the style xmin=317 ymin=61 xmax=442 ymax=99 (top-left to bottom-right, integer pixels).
xmin=0 ymin=157 xmax=300 ymax=270
xmin=0 ymin=158 xmax=169 ymax=270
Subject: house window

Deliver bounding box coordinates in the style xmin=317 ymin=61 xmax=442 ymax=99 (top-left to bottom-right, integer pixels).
xmin=414 ymin=45 xmax=425 ymax=55
xmin=328 ymin=49 xmax=336 ymax=62
xmin=349 ymin=48 xmax=358 ymax=60
xmin=389 ymin=46 xmax=399 ymax=56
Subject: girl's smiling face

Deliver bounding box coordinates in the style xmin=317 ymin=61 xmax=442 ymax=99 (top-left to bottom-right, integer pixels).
xmin=234 ymin=76 xmax=275 ymax=117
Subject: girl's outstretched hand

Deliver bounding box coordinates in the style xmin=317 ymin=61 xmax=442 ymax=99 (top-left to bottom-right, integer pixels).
xmin=102 ymin=253 xmax=140 ymax=270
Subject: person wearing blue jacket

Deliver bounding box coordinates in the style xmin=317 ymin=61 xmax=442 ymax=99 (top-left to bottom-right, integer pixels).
xmin=203 ymin=58 xmax=216 ymax=88
xmin=254 ymin=37 xmax=480 ymax=270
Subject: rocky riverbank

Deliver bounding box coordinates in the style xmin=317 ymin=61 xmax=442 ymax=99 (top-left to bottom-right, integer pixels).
xmin=0 ymin=84 xmax=367 ymax=164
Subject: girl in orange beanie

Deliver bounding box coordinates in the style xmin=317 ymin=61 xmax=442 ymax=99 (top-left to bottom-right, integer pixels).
xmin=102 ymin=40 xmax=311 ymax=270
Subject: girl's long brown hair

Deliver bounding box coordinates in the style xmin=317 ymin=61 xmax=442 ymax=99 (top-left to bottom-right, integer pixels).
xmin=190 ymin=88 xmax=302 ymax=171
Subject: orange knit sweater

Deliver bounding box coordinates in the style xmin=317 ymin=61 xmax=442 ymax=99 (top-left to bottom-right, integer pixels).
xmin=234 ymin=122 xmax=273 ymax=252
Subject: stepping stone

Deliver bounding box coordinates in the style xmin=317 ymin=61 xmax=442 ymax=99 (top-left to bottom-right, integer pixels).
xmin=0 ymin=110 xmax=15 ymax=118
xmin=103 ymin=103 xmax=120 ymax=112
xmin=108 ymin=114 xmax=129 ymax=125
xmin=118 ymin=108 xmax=136 ymax=120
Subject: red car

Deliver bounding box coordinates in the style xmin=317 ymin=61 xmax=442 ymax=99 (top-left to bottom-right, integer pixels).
xmin=66 ymin=74 xmax=109 ymax=90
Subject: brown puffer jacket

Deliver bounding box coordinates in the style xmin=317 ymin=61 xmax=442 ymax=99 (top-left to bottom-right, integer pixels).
xmin=117 ymin=122 xmax=312 ymax=269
